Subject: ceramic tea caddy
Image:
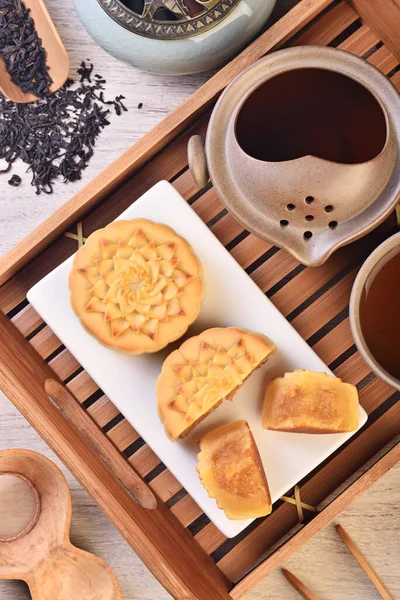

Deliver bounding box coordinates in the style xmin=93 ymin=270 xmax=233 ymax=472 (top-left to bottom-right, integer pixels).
xmin=188 ymin=46 xmax=400 ymax=266
xmin=73 ymin=0 xmax=276 ymax=75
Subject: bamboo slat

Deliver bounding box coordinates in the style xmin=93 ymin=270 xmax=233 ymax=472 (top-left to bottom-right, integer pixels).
xmin=211 ymin=212 xmax=244 ymax=246
xmin=230 ymin=235 xmax=272 ymax=270
xmin=29 ymin=326 xmax=62 ymax=358
xmin=291 ymin=269 xmax=357 ymax=339
xmin=252 ymin=250 xmax=297 ymax=291
xmin=367 ymin=45 xmax=399 ymax=74
xmin=106 ymin=419 xmax=139 ymax=450
xmin=172 ymin=168 xmax=199 ymax=200
xmin=346 ymin=0 xmax=400 ymax=60
xmin=391 ymin=70 xmax=400 ymax=88
xmin=149 ymin=469 xmax=182 ymax=502
xmin=87 ymin=395 xmax=120 ymax=428
xmin=129 ymin=444 xmax=161 ymax=478
xmin=293 ymin=1 xmax=359 ymax=46
xmin=48 ymin=348 xmax=80 ymax=382
xmin=191 ymin=187 xmax=224 ymax=223
xmin=67 ymin=370 xmax=100 ymax=402
xmin=337 ymin=24 xmax=379 ymax=54
xmin=11 ymin=304 xmax=42 ymax=337
xmin=171 ymin=494 xmax=202 ymax=528
xmin=312 ymin=318 xmax=353 ymax=365
xmin=335 ymin=352 xmax=370 ymax=385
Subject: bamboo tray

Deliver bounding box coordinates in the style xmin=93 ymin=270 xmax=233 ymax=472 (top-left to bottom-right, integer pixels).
xmin=0 ymin=0 xmax=400 ymax=598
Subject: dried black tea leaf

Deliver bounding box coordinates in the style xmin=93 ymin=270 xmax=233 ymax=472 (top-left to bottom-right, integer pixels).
xmin=8 ymin=174 xmax=21 ymax=186
xmin=0 ymin=0 xmax=52 ymax=98
xmin=0 ymin=62 xmax=128 ymax=194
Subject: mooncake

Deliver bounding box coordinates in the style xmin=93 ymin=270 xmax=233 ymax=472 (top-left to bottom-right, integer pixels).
xmin=69 ymin=219 xmax=204 ymax=354
xmin=262 ymin=370 xmax=359 ymax=433
xmin=157 ymin=327 xmax=276 ymax=440
xmin=197 ymin=420 xmax=272 ymax=520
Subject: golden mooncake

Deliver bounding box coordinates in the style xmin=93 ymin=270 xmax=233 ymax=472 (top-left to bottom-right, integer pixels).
xmin=197 ymin=420 xmax=272 ymax=520
xmin=69 ymin=219 xmax=204 ymax=354
xmin=262 ymin=370 xmax=359 ymax=433
xmin=157 ymin=327 xmax=276 ymax=440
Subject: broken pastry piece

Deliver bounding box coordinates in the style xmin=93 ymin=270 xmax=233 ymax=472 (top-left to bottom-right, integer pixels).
xmin=197 ymin=420 xmax=272 ymax=520
xmin=262 ymin=370 xmax=359 ymax=433
xmin=157 ymin=327 xmax=276 ymax=440
xmin=69 ymin=218 xmax=204 ymax=354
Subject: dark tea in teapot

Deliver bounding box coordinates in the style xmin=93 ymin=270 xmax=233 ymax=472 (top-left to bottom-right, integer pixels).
xmin=235 ymin=68 xmax=387 ymax=164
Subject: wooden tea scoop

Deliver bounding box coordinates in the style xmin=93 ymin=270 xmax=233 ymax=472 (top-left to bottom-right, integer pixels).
xmin=0 ymin=0 xmax=69 ymax=103
xmin=282 ymin=569 xmax=320 ymax=600
xmin=0 ymin=449 xmax=120 ymax=600
xmin=335 ymin=524 xmax=395 ymax=600
xmin=45 ymin=379 xmax=157 ymax=510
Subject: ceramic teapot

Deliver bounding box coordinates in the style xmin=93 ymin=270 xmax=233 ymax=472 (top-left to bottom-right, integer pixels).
xmin=188 ymin=46 xmax=400 ymax=266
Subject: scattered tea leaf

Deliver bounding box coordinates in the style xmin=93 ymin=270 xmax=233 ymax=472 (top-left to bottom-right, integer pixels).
xmin=8 ymin=174 xmax=21 ymax=186
xmin=0 ymin=62 xmax=128 ymax=194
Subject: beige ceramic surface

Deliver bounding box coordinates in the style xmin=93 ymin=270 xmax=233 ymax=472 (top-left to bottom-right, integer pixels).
xmin=188 ymin=135 xmax=209 ymax=191
xmin=189 ymin=46 xmax=400 ymax=266
xmin=349 ymin=231 xmax=400 ymax=392
xmin=0 ymin=449 xmax=120 ymax=600
xmin=0 ymin=0 xmax=70 ymax=103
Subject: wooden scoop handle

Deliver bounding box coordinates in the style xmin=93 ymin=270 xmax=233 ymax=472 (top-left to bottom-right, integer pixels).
xmin=28 ymin=544 xmax=120 ymax=600
xmin=45 ymin=379 xmax=157 ymax=510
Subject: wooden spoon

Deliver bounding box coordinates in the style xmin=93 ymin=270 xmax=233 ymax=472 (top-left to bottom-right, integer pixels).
xmin=0 ymin=0 xmax=70 ymax=103
xmin=0 ymin=449 xmax=120 ymax=600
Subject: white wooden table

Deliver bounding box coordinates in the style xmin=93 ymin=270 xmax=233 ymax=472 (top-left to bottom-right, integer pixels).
xmin=0 ymin=1 xmax=399 ymax=598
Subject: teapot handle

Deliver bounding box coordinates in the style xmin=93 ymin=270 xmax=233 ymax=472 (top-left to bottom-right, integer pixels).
xmin=188 ymin=135 xmax=209 ymax=189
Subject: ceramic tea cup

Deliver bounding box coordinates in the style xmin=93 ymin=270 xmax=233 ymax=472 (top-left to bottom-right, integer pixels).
xmin=350 ymin=231 xmax=400 ymax=391
xmin=188 ymin=46 xmax=400 ymax=266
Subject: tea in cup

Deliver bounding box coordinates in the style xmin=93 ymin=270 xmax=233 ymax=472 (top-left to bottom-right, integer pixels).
xmin=350 ymin=231 xmax=400 ymax=390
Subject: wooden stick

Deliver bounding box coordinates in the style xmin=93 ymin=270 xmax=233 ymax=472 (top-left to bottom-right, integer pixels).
xmin=335 ymin=524 xmax=395 ymax=600
xmin=45 ymin=378 xmax=157 ymax=510
xmin=282 ymin=569 xmax=320 ymax=600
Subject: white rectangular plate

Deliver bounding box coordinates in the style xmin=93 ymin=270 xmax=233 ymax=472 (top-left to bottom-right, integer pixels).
xmin=28 ymin=181 xmax=367 ymax=538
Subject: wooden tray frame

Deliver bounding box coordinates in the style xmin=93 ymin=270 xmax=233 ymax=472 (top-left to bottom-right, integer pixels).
xmin=1 ymin=0 xmax=400 ymax=598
